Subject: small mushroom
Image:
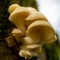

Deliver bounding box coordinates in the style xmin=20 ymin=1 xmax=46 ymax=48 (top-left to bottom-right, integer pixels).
xmin=26 ymin=21 xmax=56 ymax=44
xmin=19 ymin=44 xmax=41 ymax=58
xmin=19 ymin=49 xmax=32 ymax=59
xmin=8 ymin=4 xmax=20 ymax=13
xmin=25 ymin=12 xmax=48 ymax=27
xmin=11 ymin=28 xmax=23 ymax=42
xmin=5 ymin=35 xmax=16 ymax=47
xmin=9 ymin=6 xmax=30 ymax=35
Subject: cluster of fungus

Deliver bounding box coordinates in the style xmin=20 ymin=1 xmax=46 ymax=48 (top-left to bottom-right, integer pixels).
xmin=5 ymin=4 xmax=57 ymax=59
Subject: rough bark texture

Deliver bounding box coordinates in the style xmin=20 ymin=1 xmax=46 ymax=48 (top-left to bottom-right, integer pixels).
xmin=0 ymin=0 xmax=38 ymax=60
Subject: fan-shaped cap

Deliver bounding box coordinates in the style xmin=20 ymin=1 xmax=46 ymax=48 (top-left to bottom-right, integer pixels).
xmin=8 ymin=4 xmax=20 ymax=13
xmin=44 ymin=35 xmax=57 ymax=44
xmin=9 ymin=7 xmax=30 ymax=34
xmin=25 ymin=12 xmax=48 ymax=27
xmin=26 ymin=21 xmax=56 ymax=44
xmin=9 ymin=7 xmax=30 ymax=21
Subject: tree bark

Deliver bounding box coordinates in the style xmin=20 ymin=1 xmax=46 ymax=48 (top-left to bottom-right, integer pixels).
xmin=0 ymin=0 xmax=38 ymax=60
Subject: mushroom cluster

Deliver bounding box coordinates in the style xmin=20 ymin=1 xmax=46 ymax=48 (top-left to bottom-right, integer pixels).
xmin=5 ymin=4 xmax=57 ymax=59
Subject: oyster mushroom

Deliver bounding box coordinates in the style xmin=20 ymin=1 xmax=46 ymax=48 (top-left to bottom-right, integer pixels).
xmin=8 ymin=5 xmax=57 ymax=59
xmin=26 ymin=21 xmax=56 ymax=44
xmin=11 ymin=28 xmax=23 ymax=42
xmin=25 ymin=12 xmax=47 ymax=27
xmin=9 ymin=5 xmax=30 ymax=35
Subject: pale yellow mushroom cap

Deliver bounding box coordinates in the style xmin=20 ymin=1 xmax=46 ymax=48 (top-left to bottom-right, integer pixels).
xmin=8 ymin=4 xmax=20 ymax=13
xmin=26 ymin=21 xmax=56 ymax=44
xmin=19 ymin=49 xmax=32 ymax=59
xmin=25 ymin=44 xmax=41 ymax=50
xmin=25 ymin=12 xmax=48 ymax=27
xmin=9 ymin=7 xmax=30 ymax=34
xmin=9 ymin=7 xmax=30 ymax=21
xmin=44 ymin=35 xmax=57 ymax=44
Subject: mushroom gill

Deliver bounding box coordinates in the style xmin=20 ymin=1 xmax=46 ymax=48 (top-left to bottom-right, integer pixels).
xmin=26 ymin=21 xmax=56 ymax=44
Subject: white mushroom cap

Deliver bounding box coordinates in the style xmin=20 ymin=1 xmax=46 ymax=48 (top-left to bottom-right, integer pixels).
xmin=25 ymin=12 xmax=48 ymax=27
xmin=9 ymin=7 xmax=30 ymax=34
xmin=26 ymin=21 xmax=56 ymax=44
xmin=8 ymin=4 xmax=20 ymax=13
